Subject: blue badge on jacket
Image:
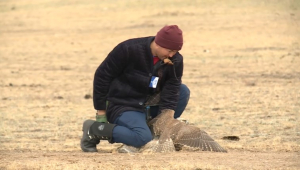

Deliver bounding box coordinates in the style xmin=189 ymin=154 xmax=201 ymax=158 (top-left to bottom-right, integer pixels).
xmin=149 ymin=76 xmax=159 ymax=88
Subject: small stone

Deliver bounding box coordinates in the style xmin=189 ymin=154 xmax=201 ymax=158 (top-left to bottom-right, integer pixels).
xmin=84 ymin=94 xmax=92 ymax=99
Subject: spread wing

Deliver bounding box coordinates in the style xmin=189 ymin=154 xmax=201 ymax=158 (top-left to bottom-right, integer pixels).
xmin=172 ymin=122 xmax=227 ymax=152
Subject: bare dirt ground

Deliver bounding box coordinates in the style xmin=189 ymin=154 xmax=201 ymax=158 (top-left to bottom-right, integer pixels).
xmin=0 ymin=0 xmax=299 ymax=169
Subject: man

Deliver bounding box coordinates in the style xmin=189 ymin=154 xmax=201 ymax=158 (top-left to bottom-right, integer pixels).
xmin=80 ymin=25 xmax=190 ymax=152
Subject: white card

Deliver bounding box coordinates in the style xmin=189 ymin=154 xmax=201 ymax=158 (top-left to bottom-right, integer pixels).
xmin=149 ymin=76 xmax=159 ymax=88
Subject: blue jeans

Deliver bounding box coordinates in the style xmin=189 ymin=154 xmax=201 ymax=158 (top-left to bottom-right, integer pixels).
xmin=112 ymin=84 xmax=190 ymax=147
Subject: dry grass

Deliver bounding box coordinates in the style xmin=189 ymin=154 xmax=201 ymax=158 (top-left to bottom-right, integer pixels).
xmin=0 ymin=0 xmax=300 ymax=169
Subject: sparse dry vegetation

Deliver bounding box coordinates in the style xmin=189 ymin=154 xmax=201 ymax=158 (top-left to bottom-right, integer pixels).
xmin=0 ymin=0 xmax=299 ymax=169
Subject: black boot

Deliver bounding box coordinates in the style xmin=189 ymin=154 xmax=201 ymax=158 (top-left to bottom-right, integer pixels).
xmin=88 ymin=121 xmax=116 ymax=142
xmin=80 ymin=120 xmax=100 ymax=152
xmin=80 ymin=120 xmax=116 ymax=152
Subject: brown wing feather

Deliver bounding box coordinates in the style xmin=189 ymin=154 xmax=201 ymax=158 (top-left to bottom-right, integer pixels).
xmin=172 ymin=122 xmax=227 ymax=152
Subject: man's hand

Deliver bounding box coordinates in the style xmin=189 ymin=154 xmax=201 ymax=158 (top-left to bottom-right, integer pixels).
xmin=96 ymin=110 xmax=107 ymax=123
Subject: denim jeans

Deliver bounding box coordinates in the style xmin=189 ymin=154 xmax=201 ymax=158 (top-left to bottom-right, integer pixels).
xmin=112 ymin=84 xmax=190 ymax=147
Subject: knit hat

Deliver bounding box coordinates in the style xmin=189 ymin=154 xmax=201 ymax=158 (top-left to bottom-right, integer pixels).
xmin=155 ymin=25 xmax=183 ymax=50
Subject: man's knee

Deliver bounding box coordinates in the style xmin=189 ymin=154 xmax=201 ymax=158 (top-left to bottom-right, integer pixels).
xmin=133 ymin=130 xmax=152 ymax=147
xmin=180 ymin=84 xmax=190 ymax=98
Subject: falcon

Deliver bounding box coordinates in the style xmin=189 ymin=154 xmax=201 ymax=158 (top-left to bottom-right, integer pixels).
xmin=139 ymin=109 xmax=227 ymax=153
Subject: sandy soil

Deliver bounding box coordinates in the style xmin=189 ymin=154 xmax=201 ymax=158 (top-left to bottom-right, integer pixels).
xmin=0 ymin=0 xmax=299 ymax=169
xmin=0 ymin=150 xmax=299 ymax=170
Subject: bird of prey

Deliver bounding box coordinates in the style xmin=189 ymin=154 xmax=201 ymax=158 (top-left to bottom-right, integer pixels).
xmin=139 ymin=109 xmax=227 ymax=153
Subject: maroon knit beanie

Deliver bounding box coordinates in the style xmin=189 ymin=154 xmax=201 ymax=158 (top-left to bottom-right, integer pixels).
xmin=155 ymin=25 xmax=183 ymax=50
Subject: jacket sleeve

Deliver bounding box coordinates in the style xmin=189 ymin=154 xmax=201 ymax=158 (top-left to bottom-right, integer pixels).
xmin=93 ymin=44 xmax=128 ymax=110
xmin=159 ymin=56 xmax=183 ymax=112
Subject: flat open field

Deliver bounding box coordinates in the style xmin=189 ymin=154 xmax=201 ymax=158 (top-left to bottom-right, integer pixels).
xmin=0 ymin=0 xmax=299 ymax=169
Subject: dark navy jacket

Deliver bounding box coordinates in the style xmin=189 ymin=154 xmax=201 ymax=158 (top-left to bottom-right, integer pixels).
xmin=93 ymin=36 xmax=183 ymax=122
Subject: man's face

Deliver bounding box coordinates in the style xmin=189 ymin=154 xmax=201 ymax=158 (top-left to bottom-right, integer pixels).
xmin=156 ymin=46 xmax=178 ymax=61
